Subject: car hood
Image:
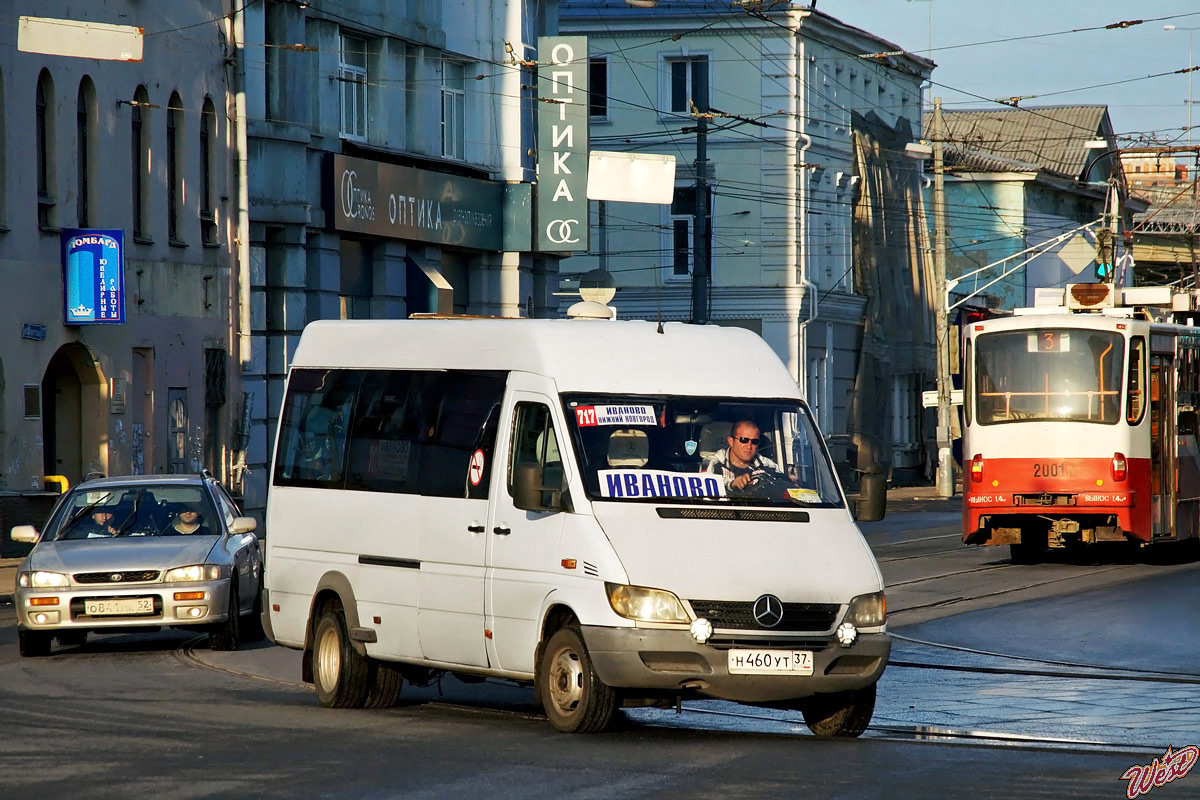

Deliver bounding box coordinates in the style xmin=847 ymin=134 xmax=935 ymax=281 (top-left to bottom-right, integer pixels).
xmin=590 ymin=503 xmax=884 ymax=603
xmin=28 ymin=536 xmax=220 ymax=574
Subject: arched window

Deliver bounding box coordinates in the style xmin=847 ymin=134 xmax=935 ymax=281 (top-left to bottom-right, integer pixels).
xmin=167 ymin=91 xmax=183 ymax=242
xmin=200 ymin=96 xmax=217 ymax=245
xmin=36 ymin=69 xmax=56 ymax=229
xmin=77 ymin=77 xmax=97 ymax=227
xmin=131 ymin=85 xmax=150 ymax=240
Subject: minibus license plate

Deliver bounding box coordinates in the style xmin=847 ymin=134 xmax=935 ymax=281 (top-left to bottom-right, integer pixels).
xmin=727 ymin=649 xmax=814 ymax=675
xmin=85 ymin=598 xmax=154 ymax=616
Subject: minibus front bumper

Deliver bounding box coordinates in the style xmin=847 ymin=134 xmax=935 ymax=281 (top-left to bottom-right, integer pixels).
xmin=580 ymin=625 xmax=890 ymax=704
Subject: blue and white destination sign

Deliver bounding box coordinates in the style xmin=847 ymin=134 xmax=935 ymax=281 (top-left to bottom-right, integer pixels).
xmin=62 ymin=229 xmax=125 ymax=325
xmin=598 ymin=469 xmax=726 ymax=499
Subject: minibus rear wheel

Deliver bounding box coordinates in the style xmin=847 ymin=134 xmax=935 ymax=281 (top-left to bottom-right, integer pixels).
xmin=801 ymin=684 xmax=876 ymax=738
xmin=313 ymin=608 xmax=371 ymax=708
xmin=539 ymin=626 xmax=617 ymax=733
xmin=362 ymin=661 xmax=404 ymax=709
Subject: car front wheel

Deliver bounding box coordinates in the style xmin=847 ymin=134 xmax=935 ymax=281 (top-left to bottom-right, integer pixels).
xmin=19 ymin=629 xmax=52 ymax=658
xmin=209 ymin=581 xmax=241 ymax=651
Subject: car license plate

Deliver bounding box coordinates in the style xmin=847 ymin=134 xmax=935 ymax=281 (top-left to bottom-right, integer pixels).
xmin=727 ymin=649 xmax=814 ymax=675
xmin=85 ymin=598 xmax=155 ymax=616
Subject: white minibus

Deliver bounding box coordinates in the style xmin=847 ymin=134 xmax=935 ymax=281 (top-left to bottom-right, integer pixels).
xmin=263 ymin=318 xmax=888 ymax=736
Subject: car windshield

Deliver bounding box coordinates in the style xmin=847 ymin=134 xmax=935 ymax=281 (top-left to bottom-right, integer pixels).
xmin=51 ymin=486 xmax=219 ymax=541
xmin=562 ymin=394 xmax=843 ymax=508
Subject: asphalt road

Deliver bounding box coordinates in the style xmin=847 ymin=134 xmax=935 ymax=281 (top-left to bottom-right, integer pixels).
xmin=2 ymin=498 xmax=1198 ymax=799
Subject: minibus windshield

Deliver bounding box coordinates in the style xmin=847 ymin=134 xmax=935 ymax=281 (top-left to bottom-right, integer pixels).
xmin=562 ymin=395 xmax=843 ymax=507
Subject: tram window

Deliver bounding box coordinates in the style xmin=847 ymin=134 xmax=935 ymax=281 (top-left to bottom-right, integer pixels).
xmin=1127 ymin=337 xmax=1146 ymax=425
xmin=963 ymin=339 xmax=972 ymax=426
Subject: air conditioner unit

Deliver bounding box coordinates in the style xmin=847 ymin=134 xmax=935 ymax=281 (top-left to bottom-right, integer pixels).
xmin=1066 ymin=283 xmax=1115 ymax=310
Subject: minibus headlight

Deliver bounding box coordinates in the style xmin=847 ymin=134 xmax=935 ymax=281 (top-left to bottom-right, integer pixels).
xmin=605 ymin=583 xmax=690 ymax=623
xmin=164 ymin=564 xmax=222 ymax=583
xmin=18 ymin=570 xmax=69 ymax=589
xmin=846 ymin=591 xmax=886 ymax=627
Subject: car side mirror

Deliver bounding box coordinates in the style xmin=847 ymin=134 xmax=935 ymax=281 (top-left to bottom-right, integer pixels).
xmin=513 ymin=462 xmax=562 ymax=512
xmin=229 ymin=516 xmax=258 ymax=535
xmin=11 ymin=525 xmax=40 ymax=544
xmin=1179 ymin=409 xmax=1198 ymax=436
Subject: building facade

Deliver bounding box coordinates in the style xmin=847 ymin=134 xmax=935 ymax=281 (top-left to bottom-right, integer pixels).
xmin=560 ymin=1 xmax=936 ymax=480
xmin=0 ymin=2 xmax=241 ymax=544
xmin=237 ymin=0 xmax=563 ymax=521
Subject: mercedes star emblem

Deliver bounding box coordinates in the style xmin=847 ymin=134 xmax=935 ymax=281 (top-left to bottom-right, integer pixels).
xmin=752 ymin=594 xmax=784 ymax=628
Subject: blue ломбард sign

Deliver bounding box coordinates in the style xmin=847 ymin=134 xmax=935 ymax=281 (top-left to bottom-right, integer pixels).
xmin=62 ymin=229 xmax=125 ymax=325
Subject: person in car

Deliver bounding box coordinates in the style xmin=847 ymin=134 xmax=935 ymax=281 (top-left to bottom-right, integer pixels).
xmin=170 ymin=504 xmax=213 ymax=536
xmin=79 ymin=509 xmax=122 ymax=538
xmin=703 ymin=420 xmax=785 ymax=495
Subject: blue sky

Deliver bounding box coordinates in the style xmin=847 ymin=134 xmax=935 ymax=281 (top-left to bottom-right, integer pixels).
xmin=818 ymin=0 xmax=1200 ymax=146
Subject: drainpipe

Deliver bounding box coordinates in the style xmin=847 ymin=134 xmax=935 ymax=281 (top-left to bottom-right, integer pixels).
xmin=232 ymin=3 xmax=251 ymax=368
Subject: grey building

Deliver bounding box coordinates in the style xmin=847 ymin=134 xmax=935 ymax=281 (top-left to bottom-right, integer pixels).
xmin=0 ymin=2 xmax=241 ymax=542
xmin=237 ymin=1 xmax=563 ymax=521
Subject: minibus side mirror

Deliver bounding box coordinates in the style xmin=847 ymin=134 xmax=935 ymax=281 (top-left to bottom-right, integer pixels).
xmin=1178 ymin=409 xmax=1197 ymax=437
xmin=513 ymin=462 xmax=562 ymax=513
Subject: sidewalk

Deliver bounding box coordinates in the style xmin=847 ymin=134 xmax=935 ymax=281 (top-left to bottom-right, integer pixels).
xmin=1 ymin=558 xmax=19 ymax=604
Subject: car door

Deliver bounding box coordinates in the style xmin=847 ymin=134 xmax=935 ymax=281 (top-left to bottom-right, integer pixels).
xmin=213 ymin=484 xmax=259 ymax=613
xmin=485 ymin=379 xmax=570 ymax=673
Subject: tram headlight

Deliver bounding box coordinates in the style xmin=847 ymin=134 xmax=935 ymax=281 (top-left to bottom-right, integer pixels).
xmin=970 ymin=454 xmax=984 ymax=484
xmin=1111 ymin=452 xmax=1127 ymax=482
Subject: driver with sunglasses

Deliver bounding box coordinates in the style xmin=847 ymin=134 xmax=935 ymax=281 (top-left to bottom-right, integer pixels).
xmin=703 ymin=420 xmax=784 ymax=495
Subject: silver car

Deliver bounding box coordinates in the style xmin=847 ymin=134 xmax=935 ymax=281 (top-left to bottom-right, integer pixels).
xmin=9 ymin=473 xmax=263 ymax=657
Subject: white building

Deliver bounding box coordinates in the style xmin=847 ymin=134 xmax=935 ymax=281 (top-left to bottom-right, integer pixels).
xmin=561 ymin=1 xmax=937 ymax=480
xmin=0 ymin=2 xmax=241 ymax=542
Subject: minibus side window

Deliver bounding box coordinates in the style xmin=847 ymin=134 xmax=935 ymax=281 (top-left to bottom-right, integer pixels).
xmin=343 ymin=369 xmax=506 ymax=498
xmin=273 ymin=368 xmax=362 ymax=489
xmin=508 ymin=403 xmax=564 ymax=504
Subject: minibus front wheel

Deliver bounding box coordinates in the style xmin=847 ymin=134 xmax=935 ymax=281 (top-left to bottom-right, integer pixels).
xmin=539 ymin=626 xmax=618 ymax=733
xmin=313 ymin=608 xmax=372 ymax=708
xmin=801 ymin=684 xmax=876 ymax=738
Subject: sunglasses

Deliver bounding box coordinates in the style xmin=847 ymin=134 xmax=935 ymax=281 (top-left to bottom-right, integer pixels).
xmin=733 ymin=436 xmax=761 ymax=445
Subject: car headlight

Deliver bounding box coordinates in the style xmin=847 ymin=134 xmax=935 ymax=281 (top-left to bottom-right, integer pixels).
xmin=164 ymin=564 xmax=222 ymax=583
xmin=846 ymin=591 xmax=886 ymax=627
xmin=605 ymin=582 xmax=690 ymax=623
xmin=18 ymin=571 xmax=69 ymax=588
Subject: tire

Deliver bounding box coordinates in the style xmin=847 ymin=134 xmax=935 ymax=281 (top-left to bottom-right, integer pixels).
xmin=56 ymin=631 xmax=88 ymax=648
xmin=241 ymin=583 xmax=266 ymax=643
xmin=362 ymin=661 xmax=404 ymax=709
xmin=538 ymin=627 xmax=618 ymax=733
xmin=312 ymin=608 xmax=372 ymax=708
xmin=209 ymin=581 xmax=241 ymax=651
xmin=802 ymin=684 xmax=876 ymax=738
xmin=1010 ymin=542 xmax=1042 ymax=565
xmin=18 ymin=629 xmax=52 ymax=658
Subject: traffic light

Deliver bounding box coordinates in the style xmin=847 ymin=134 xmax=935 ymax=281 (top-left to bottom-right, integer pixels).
xmin=1094 ymin=228 xmax=1115 ymax=281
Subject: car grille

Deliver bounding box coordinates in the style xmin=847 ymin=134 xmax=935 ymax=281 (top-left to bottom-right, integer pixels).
xmin=73 ymin=570 xmax=161 ymax=584
xmin=688 ymin=599 xmax=840 ymax=631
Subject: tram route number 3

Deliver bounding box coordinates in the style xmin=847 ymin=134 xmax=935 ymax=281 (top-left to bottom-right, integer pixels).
xmin=1033 ymin=462 xmax=1066 ymax=477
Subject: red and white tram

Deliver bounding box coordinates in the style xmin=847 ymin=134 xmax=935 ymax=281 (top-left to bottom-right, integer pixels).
xmin=962 ymin=283 xmax=1200 ymax=561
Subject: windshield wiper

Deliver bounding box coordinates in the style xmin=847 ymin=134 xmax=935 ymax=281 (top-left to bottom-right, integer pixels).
xmin=112 ymin=491 xmax=143 ymax=537
xmin=60 ymin=494 xmax=114 ymax=538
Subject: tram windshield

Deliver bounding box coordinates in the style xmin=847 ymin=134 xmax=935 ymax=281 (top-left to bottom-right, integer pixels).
xmin=974 ymin=329 xmax=1125 ymax=425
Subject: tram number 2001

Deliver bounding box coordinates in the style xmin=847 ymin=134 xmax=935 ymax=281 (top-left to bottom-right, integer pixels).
xmin=1033 ymin=462 xmax=1066 ymax=477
